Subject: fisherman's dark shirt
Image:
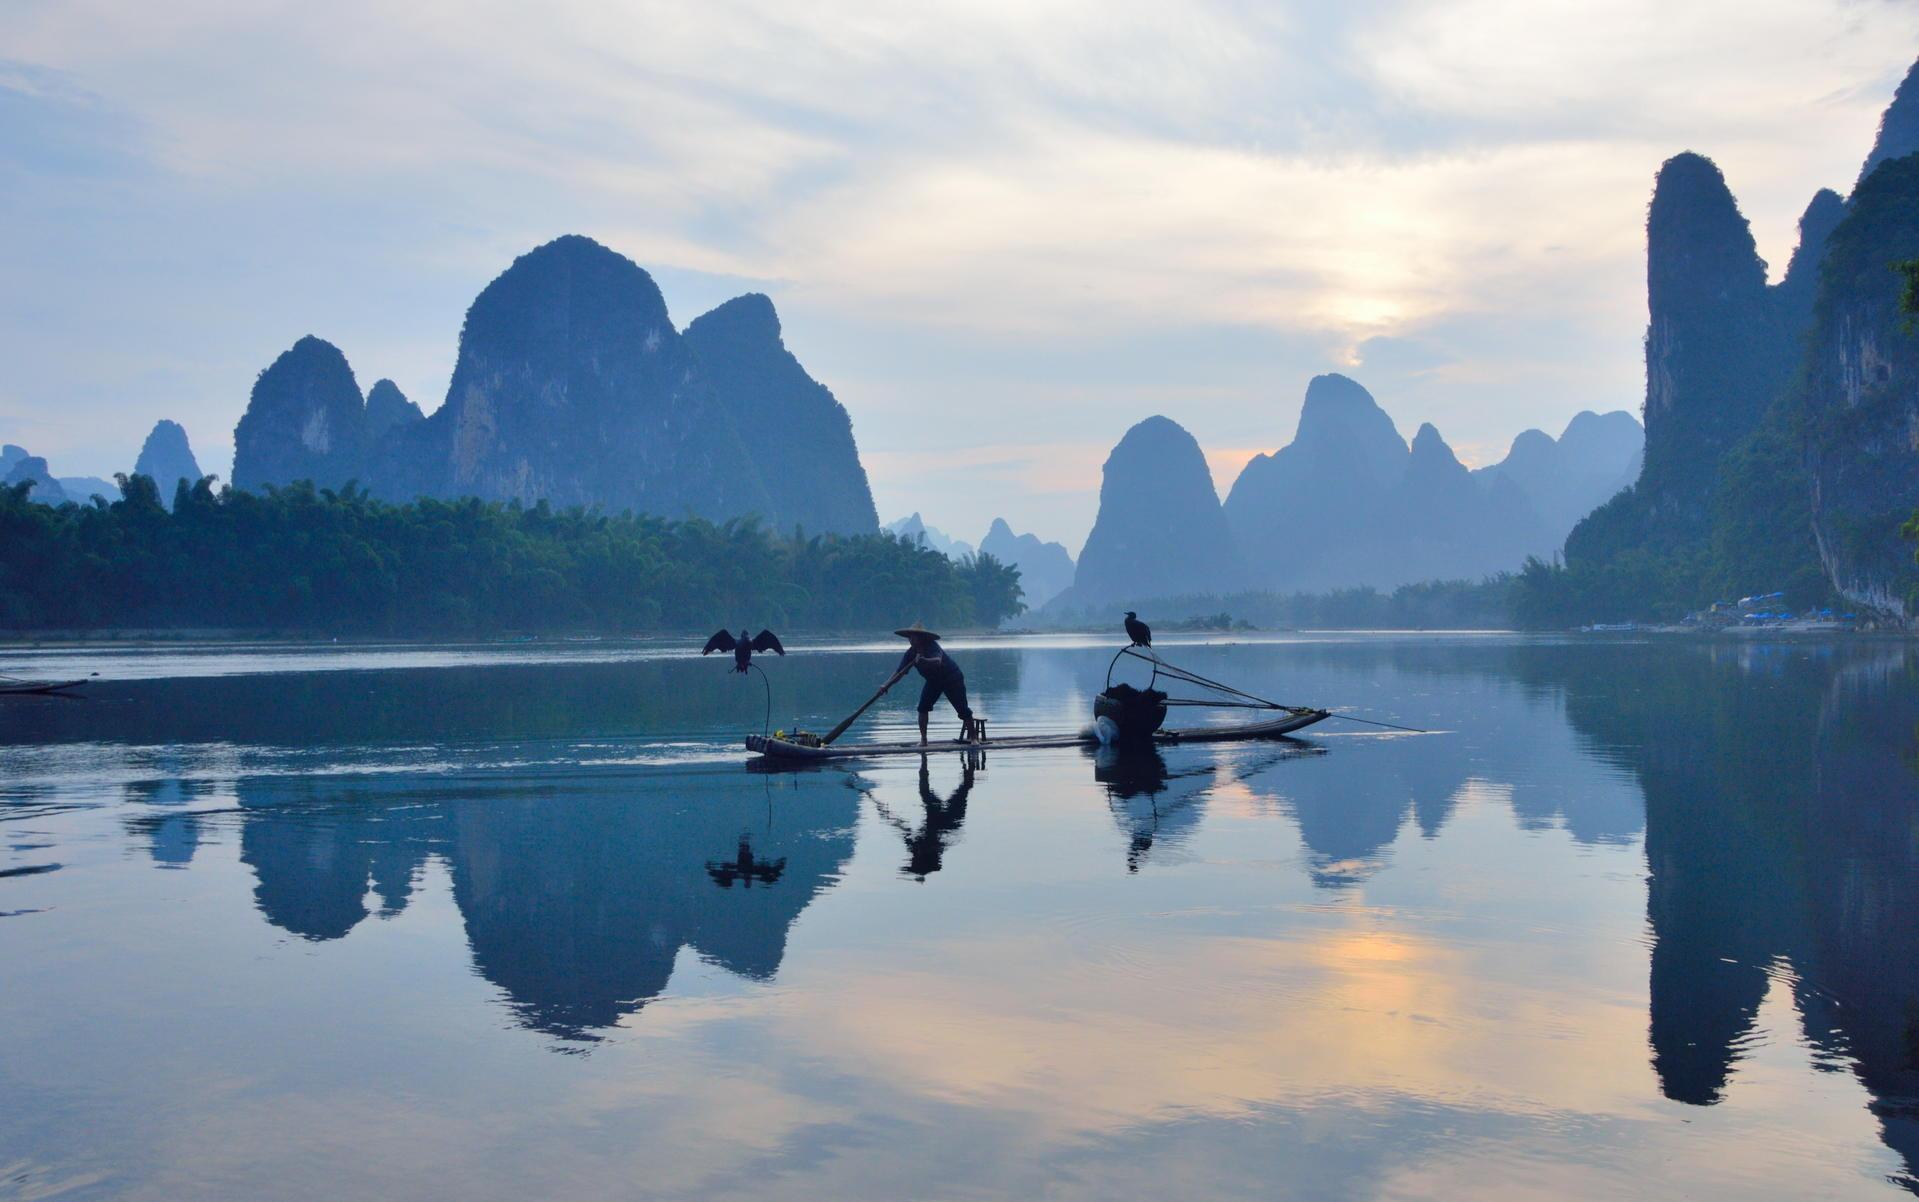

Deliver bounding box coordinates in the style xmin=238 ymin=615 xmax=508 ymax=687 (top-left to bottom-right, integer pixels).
xmin=897 ymin=641 xmax=961 ymax=682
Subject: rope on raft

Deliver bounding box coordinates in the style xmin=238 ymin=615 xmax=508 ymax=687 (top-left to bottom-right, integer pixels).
xmin=1110 ymin=645 xmax=1308 ymax=712
xmin=1107 ymin=645 xmax=1431 ymax=733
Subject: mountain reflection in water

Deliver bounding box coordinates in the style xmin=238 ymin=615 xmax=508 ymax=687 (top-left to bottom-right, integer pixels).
xmin=228 ymin=770 xmax=857 ymax=1041
xmin=3 ymin=635 xmax=1919 ymax=1199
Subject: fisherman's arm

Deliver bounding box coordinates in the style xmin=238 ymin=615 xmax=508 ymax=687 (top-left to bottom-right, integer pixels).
xmin=881 ymin=649 xmax=914 ymax=692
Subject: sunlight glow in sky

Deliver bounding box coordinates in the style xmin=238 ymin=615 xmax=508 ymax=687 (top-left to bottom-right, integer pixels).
xmin=4 ymin=0 xmax=1917 ymax=547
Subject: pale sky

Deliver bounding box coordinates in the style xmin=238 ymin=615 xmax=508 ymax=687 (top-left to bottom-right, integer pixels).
xmin=4 ymin=1 xmax=1916 ymax=551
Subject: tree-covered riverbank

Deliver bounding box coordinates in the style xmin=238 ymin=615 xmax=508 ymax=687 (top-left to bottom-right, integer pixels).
xmin=0 ymin=477 xmax=1024 ymax=635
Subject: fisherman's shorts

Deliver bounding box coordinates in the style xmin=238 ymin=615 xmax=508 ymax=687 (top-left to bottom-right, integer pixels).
xmin=917 ymin=672 xmax=972 ymax=718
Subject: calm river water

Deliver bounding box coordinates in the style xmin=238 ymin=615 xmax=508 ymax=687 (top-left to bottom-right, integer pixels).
xmin=3 ymin=633 xmax=1917 ymax=1200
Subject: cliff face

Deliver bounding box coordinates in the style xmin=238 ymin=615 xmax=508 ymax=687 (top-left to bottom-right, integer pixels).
xmin=684 ymin=293 xmax=878 ymax=535
xmin=232 ymin=336 xmax=369 ymax=493
xmin=1564 ymin=152 xmax=1819 ymax=585
xmin=134 ymin=420 xmax=204 ymax=509
xmin=1070 ymin=416 xmax=1243 ymax=603
xmin=1638 ymin=153 xmax=1790 ymax=512
xmin=979 ymin=518 xmax=1075 ymax=609
xmin=1549 ymin=58 xmax=1919 ymax=619
xmin=1801 ymin=154 xmax=1919 ymax=617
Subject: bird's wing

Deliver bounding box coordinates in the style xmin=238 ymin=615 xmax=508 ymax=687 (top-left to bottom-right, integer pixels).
xmin=702 ymin=629 xmax=737 ymax=654
xmin=752 ymin=629 xmax=785 ymax=655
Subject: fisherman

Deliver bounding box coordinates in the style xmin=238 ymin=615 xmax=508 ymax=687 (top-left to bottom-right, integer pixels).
xmin=882 ymin=621 xmax=978 ymax=744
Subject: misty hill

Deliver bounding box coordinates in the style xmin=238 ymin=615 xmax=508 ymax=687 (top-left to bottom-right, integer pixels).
xmin=1387 ymin=423 xmax=1552 ymax=585
xmin=1226 ymin=373 xmax=1408 ymax=592
xmin=231 ymin=237 xmax=876 ymax=531
xmin=978 ymin=518 xmax=1074 ymax=609
xmin=363 ymin=380 xmax=423 ymax=441
xmin=4 ymin=455 xmax=67 ymax=505
xmin=58 ymin=475 xmax=116 ymax=504
xmin=383 ymin=235 xmax=770 ymax=520
xmin=134 ymin=420 xmax=204 ymax=510
xmin=685 ymin=293 xmax=879 ymax=535
xmin=232 ymin=335 xmax=371 ymax=493
xmin=1063 ymin=416 xmax=1244 ymax=605
xmin=1474 ymin=410 xmax=1643 ymax=543
xmin=1 ymin=446 xmax=114 ymax=506
xmin=1221 ymin=373 xmax=1604 ymax=594
xmin=886 ymin=513 xmax=975 ymax=560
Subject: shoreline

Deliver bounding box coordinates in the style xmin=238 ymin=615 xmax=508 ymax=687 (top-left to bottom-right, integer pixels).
xmin=4 ymin=625 xmax=1914 ymax=650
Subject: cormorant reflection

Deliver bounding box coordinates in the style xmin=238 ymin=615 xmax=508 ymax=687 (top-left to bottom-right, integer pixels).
xmin=872 ymin=755 xmax=974 ymax=880
xmin=707 ymin=836 xmax=786 ymax=888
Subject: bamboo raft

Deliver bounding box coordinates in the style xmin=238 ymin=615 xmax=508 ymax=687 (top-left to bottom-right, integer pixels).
xmin=0 ymin=674 xmax=91 ymax=696
xmin=746 ymin=707 xmax=1329 ymax=761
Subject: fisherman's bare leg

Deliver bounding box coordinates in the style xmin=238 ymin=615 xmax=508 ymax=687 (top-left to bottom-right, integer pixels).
xmin=918 ymin=710 xmax=929 ymax=745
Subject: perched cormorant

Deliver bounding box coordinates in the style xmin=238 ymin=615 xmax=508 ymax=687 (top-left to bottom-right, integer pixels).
xmin=1123 ymin=611 xmax=1152 ymax=648
xmin=702 ymin=628 xmax=785 ymax=673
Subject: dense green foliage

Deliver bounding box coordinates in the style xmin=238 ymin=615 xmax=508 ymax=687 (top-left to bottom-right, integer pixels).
xmin=1039 ymin=575 xmax=1517 ymax=631
xmin=1896 ymin=257 xmax=1919 ymax=333
xmin=1526 ymin=397 xmax=1836 ymax=629
xmin=0 ymin=476 xmax=1025 ymax=634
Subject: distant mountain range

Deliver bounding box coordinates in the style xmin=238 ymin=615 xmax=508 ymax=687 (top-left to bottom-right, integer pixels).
xmin=885 ymin=513 xmax=974 ymax=560
xmin=885 ymin=514 xmax=1076 ymax=611
xmin=5 ymin=421 xmax=206 ymax=509
xmin=978 ymin=518 xmax=1075 ymax=609
xmin=89 ymin=172 xmax=1919 ymax=626
xmin=1048 ymin=378 xmax=1641 ymax=609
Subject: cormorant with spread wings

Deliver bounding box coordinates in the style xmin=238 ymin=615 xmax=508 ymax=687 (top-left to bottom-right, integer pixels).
xmin=702 ymin=628 xmax=786 ymax=673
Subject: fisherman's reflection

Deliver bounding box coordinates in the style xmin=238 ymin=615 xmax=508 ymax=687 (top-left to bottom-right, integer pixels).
xmin=872 ymin=755 xmax=975 ymax=880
